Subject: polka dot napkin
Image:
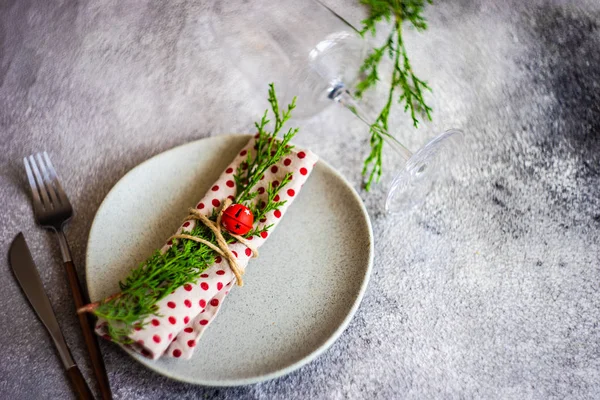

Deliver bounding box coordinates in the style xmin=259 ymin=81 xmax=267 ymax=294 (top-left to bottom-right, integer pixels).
xmin=95 ymin=136 xmax=318 ymax=360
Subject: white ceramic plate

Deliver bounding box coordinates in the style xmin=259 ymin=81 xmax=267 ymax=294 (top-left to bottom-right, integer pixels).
xmin=86 ymin=134 xmax=373 ymax=386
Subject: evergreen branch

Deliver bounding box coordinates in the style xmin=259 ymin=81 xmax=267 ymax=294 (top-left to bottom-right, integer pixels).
xmin=94 ymin=222 xmax=217 ymax=342
xmin=248 ymin=172 xmax=292 ymax=223
xmin=235 ymin=83 xmax=297 ymax=206
xmin=357 ymin=0 xmax=433 ymax=190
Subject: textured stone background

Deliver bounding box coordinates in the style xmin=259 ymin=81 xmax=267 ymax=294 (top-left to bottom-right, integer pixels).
xmin=1 ymin=0 xmax=599 ymax=399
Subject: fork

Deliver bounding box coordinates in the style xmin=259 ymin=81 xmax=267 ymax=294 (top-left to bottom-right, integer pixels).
xmin=24 ymin=152 xmax=112 ymax=400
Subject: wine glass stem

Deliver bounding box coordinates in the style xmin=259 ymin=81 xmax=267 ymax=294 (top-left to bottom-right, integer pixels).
xmin=328 ymin=84 xmax=413 ymax=163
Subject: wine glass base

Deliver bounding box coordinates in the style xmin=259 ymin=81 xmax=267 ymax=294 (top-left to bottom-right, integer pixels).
xmin=385 ymin=129 xmax=464 ymax=214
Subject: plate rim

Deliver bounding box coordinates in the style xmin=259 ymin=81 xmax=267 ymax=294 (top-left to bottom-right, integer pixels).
xmin=85 ymin=134 xmax=373 ymax=386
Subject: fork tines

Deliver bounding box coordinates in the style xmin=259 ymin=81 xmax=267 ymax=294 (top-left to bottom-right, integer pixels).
xmin=23 ymin=152 xmax=69 ymax=211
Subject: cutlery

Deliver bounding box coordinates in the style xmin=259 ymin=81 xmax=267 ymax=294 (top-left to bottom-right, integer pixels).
xmin=24 ymin=152 xmax=112 ymax=400
xmin=9 ymin=232 xmax=94 ymax=400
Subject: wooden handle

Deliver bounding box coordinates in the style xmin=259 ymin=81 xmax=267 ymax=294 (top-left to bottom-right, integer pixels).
xmin=66 ymin=365 xmax=95 ymax=400
xmin=64 ymin=261 xmax=113 ymax=400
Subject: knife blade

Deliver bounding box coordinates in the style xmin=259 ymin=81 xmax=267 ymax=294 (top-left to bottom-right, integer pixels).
xmin=9 ymin=232 xmax=95 ymax=400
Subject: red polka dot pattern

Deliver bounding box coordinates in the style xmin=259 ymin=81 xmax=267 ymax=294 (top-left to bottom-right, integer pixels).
xmin=117 ymin=138 xmax=317 ymax=360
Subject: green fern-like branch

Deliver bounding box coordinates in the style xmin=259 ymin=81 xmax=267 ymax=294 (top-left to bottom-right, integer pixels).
xmin=357 ymin=0 xmax=433 ymax=190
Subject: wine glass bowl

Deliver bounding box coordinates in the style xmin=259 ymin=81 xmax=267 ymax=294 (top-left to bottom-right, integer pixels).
xmin=210 ymin=0 xmax=367 ymax=118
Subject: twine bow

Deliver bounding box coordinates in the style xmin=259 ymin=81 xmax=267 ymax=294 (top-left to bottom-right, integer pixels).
xmin=167 ymin=198 xmax=258 ymax=287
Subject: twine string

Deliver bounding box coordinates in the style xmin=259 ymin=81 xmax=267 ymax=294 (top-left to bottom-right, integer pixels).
xmin=168 ymin=198 xmax=258 ymax=287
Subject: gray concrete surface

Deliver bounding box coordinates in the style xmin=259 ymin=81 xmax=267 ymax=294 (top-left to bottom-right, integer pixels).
xmin=1 ymin=0 xmax=599 ymax=398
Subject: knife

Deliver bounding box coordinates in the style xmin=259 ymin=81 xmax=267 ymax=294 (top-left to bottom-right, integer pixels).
xmin=9 ymin=232 xmax=95 ymax=400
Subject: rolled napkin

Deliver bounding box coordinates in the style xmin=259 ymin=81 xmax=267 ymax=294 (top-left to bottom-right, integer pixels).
xmin=95 ymin=136 xmax=318 ymax=360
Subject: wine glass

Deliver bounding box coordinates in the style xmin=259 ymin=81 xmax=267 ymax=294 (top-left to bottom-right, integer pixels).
xmin=209 ymin=0 xmax=463 ymax=213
